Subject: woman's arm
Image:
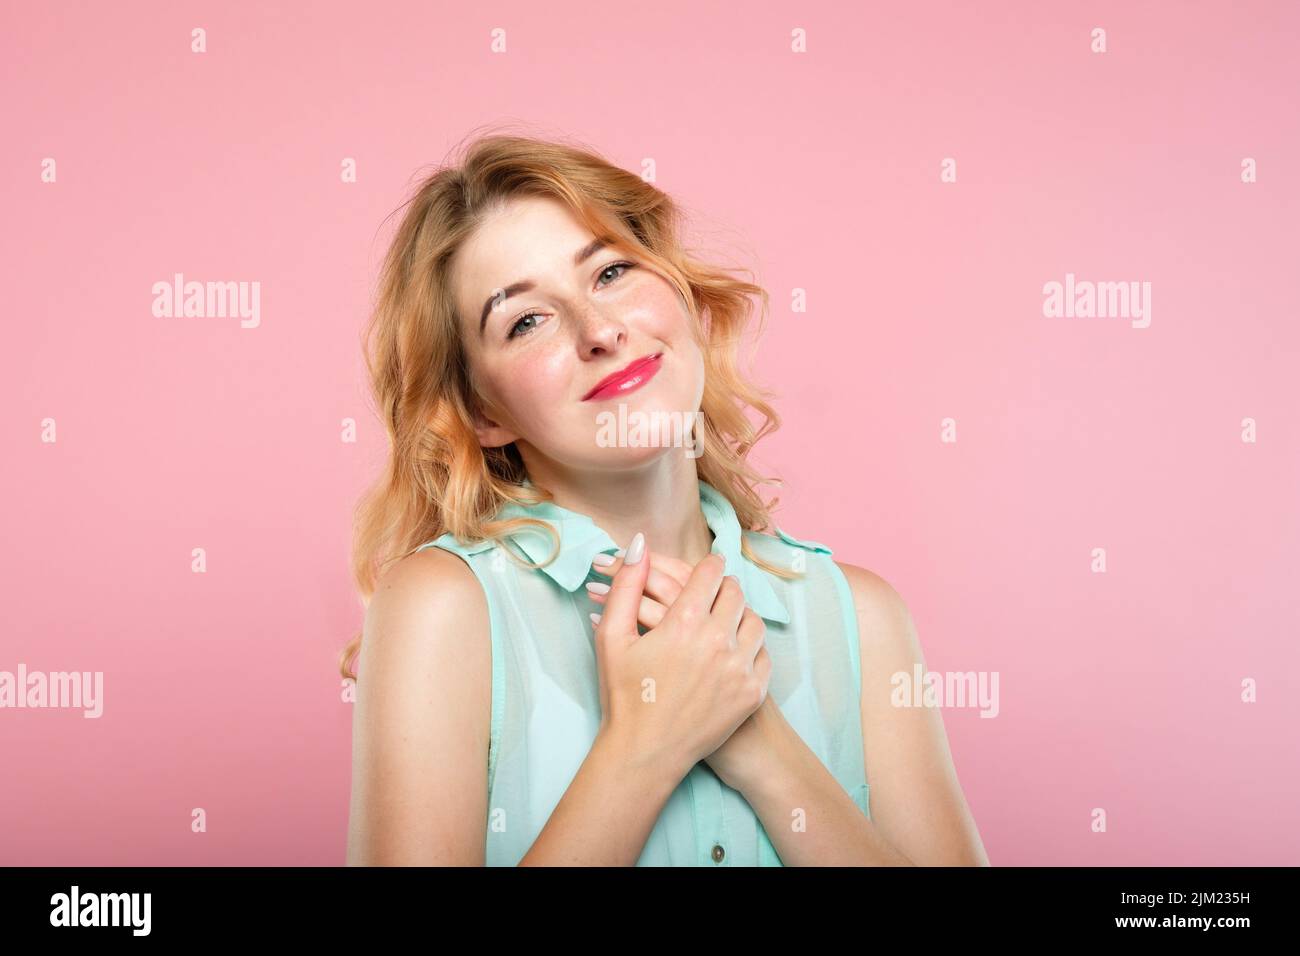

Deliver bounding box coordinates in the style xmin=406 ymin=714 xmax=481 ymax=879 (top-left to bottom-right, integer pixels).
xmin=345 ymin=547 xmax=687 ymax=866
xmin=736 ymin=697 xmax=919 ymax=865
xmin=346 ymin=548 xmax=492 ymax=865
xmin=517 ymin=723 xmax=685 ymax=866
xmin=732 ymin=562 xmax=989 ymax=865
xmin=838 ymin=561 xmax=990 ymax=866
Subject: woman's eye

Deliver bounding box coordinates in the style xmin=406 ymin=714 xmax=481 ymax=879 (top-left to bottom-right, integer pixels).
xmin=507 ymin=312 xmax=543 ymax=340
xmin=597 ymin=261 xmax=634 ymax=286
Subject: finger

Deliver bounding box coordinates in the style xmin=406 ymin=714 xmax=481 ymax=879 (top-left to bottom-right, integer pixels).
xmin=710 ymin=574 xmax=747 ymax=636
xmin=665 ymin=551 xmax=727 ymax=624
xmin=753 ymin=645 xmax=772 ymax=702
xmin=595 ymin=545 xmax=693 ymax=584
xmin=595 ymin=548 xmax=712 ymax=600
xmin=586 ymin=588 xmax=670 ymax=629
xmin=646 ymin=551 xmax=693 ymax=588
xmin=597 ymin=531 xmax=649 ymax=647
xmin=588 ymin=562 xmax=684 ymax=609
xmin=737 ymin=606 xmax=766 ymax=662
xmin=593 ymin=549 xmax=693 ymax=591
xmin=593 ymin=572 xmax=755 ymax=641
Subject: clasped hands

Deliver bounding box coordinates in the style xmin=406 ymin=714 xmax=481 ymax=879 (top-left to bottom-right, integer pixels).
xmin=584 ymin=543 xmax=782 ymax=793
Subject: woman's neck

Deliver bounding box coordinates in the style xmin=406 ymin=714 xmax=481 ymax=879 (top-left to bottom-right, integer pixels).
xmin=522 ymin=456 xmax=715 ymax=566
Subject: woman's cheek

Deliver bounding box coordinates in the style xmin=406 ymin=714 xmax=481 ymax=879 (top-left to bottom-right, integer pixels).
xmin=497 ymin=346 xmax=573 ymax=424
xmin=617 ymin=288 xmax=679 ymax=338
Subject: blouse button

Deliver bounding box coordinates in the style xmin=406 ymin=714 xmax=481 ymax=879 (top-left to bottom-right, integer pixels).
xmin=711 ymin=843 xmax=725 ymax=863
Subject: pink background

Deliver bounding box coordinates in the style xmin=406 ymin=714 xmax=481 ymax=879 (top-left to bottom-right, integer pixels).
xmin=3 ymin=1 xmax=1298 ymax=865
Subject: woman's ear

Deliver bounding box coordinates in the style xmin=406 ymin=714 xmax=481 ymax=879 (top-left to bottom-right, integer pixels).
xmin=470 ymin=398 xmax=520 ymax=449
xmin=683 ymin=288 xmax=710 ymax=327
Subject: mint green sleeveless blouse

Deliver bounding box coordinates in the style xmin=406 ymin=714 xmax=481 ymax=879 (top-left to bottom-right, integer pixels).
xmin=417 ymin=479 xmax=870 ymax=866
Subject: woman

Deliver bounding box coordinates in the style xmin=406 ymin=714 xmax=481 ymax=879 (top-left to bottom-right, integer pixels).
xmin=342 ymin=130 xmax=989 ymax=866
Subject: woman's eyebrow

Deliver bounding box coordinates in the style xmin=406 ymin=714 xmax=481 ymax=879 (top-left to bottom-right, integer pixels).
xmin=478 ymin=237 xmax=612 ymax=336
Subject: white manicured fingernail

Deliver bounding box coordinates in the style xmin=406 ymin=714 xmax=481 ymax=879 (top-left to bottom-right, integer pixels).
xmin=586 ymin=581 xmax=610 ymax=595
xmin=626 ymin=532 xmax=645 ymax=565
xmin=589 ymin=612 xmax=602 ymax=626
xmin=592 ymin=553 xmax=616 ymax=567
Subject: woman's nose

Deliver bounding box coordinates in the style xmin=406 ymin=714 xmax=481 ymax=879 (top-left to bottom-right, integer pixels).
xmin=574 ymin=308 xmax=627 ymax=355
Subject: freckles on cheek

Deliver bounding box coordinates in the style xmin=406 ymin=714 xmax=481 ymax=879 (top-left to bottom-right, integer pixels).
xmin=622 ymin=285 xmax=686 ymax=338
xmin=495 ymin=346 xmax=573 ymax=413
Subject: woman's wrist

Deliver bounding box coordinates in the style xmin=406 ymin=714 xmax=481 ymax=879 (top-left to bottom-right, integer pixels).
xmin=519 ymin=721 xmax=687 ymax=866
xmin=595 ymin=720 xmax=692 ymax=798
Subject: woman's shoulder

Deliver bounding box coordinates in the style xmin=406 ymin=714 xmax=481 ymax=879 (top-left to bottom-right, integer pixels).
xmin=831 ymin=559 xmax=904 ymax=606
xmin=830 ymin=559 xmax=920 ymax=659
xmin=361 ymin=546 xmax=492 ymax=675
xmin=349 ymin=546 xmax=491 ymax=865
xmin=384 ymin=541 xmax=488 ymax=592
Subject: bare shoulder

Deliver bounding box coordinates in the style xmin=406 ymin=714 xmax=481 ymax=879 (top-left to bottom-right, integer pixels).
xmin=832 ymin=560 xmax=922 ymax=660
xmin=346 ymin=546 xmax=492 ymax=866
xmin=358 ymin=545 xmax=493 ymax=699
xmin=365 ymin=545 xmax=489 ymax=645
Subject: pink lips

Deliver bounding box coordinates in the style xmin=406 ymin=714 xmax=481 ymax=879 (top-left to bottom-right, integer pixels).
xmin=582 ymin=353 xmax=664 ymax=401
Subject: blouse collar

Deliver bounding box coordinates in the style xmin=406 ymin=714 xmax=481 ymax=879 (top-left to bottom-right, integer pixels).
xmin=486 ymin=479 xmax=792 ymax=624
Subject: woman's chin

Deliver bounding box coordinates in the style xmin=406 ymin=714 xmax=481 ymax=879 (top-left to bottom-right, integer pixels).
xmin=585 ymin=400 xmax=703 ymax=456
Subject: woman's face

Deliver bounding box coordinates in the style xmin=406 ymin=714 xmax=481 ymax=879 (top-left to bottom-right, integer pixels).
xmin=451 ymin=194 xmax=706 ymax=474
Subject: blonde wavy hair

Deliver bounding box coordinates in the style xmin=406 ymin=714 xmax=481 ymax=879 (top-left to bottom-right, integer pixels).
xmin=339 ymin=127 xmax=801 ymax=681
